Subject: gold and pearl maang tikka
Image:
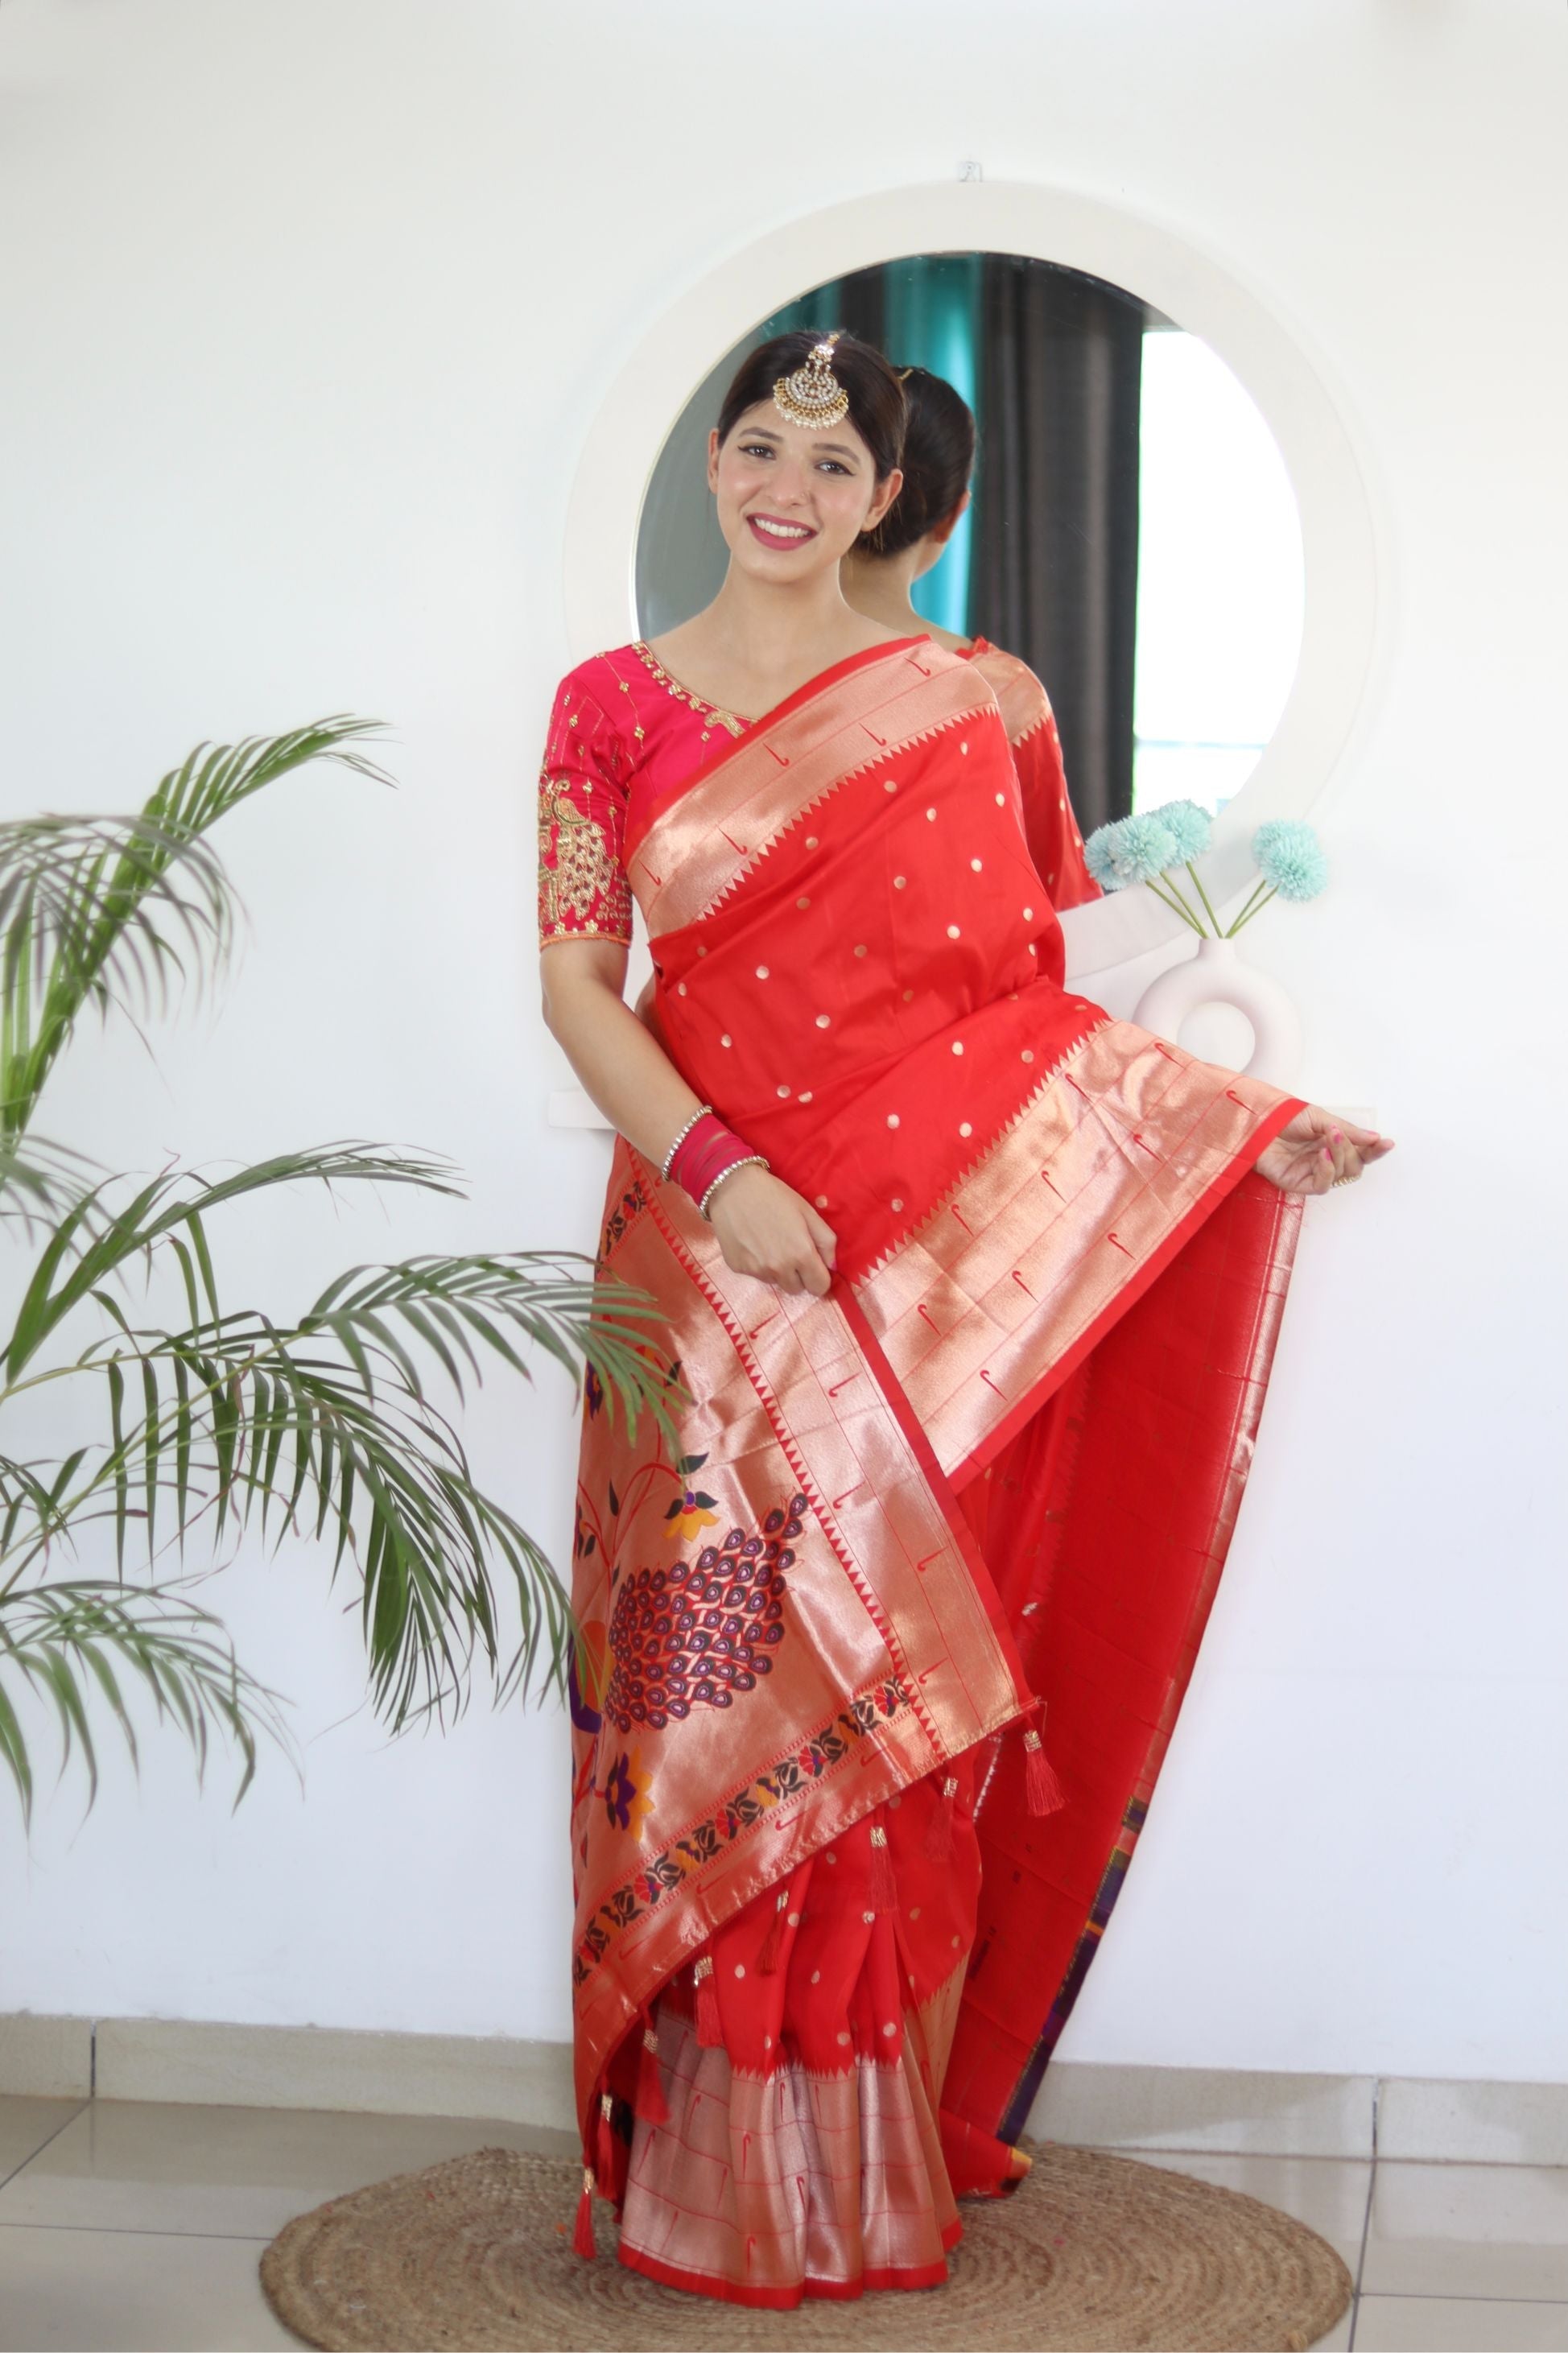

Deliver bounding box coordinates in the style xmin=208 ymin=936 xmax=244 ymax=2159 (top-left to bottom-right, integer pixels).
xmin=773 ymin=331 xmax=850 ymax=431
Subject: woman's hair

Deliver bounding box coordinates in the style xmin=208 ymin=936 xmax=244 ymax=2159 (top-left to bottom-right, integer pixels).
xmin=864 ymin=365 xmax=976 ymax=559
xmin=716 ymin=329 xmax=907 ymax=485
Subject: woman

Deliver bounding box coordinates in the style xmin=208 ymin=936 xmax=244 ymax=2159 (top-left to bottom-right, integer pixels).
xmin=538 ymin=329 xmax=1389 ymax=2307
xmin=840 ymin=362 xmax=1100 ymax=911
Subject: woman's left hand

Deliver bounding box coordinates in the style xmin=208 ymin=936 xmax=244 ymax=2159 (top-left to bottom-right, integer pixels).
xmin=1256 ymin=1106 xmax=1395 ymax=1195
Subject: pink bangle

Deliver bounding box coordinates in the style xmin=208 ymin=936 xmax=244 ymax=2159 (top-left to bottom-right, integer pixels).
xmin=664 ymin=1112 xmax=769 ymax=1216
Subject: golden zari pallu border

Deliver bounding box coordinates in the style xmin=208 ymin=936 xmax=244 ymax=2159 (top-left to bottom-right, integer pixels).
xmin=638 ymin=1156 xmax=1027 ymax=1765
xmin=852 ymin=1019 xmax=1293 ymax=1481
xmin=569 ymin=1149 xmax=1033 ymax=2080
xmin=627 ymin=652 xmax=999 ymax=937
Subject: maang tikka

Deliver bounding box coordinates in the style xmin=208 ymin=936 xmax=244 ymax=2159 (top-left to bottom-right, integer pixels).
xmin=773 ymin=332 xmax=850 ymax=431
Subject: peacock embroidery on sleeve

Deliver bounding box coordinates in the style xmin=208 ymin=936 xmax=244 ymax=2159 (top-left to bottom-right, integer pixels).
xmin=538 ymin=774 xmax=633 ymax=944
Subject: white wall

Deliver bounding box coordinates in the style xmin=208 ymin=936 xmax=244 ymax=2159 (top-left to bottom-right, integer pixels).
xmin=0 ymin=0 xmax=1563 ymax=2084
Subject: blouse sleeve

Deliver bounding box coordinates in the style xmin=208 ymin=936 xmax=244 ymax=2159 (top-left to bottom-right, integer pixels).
xmin=1013 ymin=702 xmax=1100 ymax=913
xmin=537 ymin=671 xmax=634 ymax=950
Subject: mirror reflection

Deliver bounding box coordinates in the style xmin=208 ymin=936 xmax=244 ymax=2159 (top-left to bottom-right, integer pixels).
xmin=637 ymin=253 xmax=1303 ymax=830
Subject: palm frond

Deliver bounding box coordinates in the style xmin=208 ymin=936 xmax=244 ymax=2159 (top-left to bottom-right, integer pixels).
xmin=1 ymin=1261 xmax=671 ymax=1724
xmin=0 ymin=1449 xmax=84 ymax=1559
xmin=0 ymin=719 xmax=389 ymax=1142
xmin=0 ymin=712 xmax=669 ymax=1820
xmin=0 ymin=1578 xmax=292 ymax=1825
xmin=3 ymin=1142 xmax=464 ymax=1385
xmin=0 ymin=1135 xmax=103 ymax=1242
xmin=301 ymin=1251 xmax=679 ymax=1436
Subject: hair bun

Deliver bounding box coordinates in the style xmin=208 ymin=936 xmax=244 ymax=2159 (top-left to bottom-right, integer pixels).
xmin=864 ymin=365 xmax=975 ymax=559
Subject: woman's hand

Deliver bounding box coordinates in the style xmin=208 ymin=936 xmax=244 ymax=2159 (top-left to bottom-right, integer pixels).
xmin=1256 ymin=1105 xmax=1395 ymax=1195
xmin=708 ymin=1165 xmax=838 ymax=1296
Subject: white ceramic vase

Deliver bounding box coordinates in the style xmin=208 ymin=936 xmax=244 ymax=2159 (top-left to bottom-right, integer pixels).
xmin=1131 ymin=934 xmax=1304 ymax=1089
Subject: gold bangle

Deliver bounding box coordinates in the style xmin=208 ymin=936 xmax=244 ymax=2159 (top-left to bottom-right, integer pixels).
xmin=698 ymin=1155 xmax=769 ymax=1219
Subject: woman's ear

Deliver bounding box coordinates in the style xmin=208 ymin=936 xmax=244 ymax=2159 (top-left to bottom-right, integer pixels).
xmin=863 ymin=465 xmax=905 ymax=537
xmin=705 ymin=427 xmax=722 ymax=494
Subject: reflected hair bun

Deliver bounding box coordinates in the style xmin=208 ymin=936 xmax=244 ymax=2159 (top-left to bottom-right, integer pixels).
xmin=864 ymin=365 xmax=976 ymax=559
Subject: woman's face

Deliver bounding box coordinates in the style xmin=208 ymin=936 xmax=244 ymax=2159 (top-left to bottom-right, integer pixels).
xmin=708 ymin=402 xmax=902 ymax=585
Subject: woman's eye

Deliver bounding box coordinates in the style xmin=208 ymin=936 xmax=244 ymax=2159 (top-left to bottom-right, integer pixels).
xmin=817 ymin=459 xmax=850 ymax=476
xmin=740 ymin=442 xmax=774 ymax=459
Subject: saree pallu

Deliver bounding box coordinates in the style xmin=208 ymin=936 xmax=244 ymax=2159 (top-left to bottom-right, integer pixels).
xmin=565 ymin=639 xmax=1301 ymax=2304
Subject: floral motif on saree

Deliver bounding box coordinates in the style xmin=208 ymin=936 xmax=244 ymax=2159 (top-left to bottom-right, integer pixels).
xmin=541 ymin=638 xmax=1302 ymax=2305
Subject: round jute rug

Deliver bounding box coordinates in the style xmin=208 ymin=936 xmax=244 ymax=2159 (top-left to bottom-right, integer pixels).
xmin=260 ymin=2142 xmax=1351 ymax=2352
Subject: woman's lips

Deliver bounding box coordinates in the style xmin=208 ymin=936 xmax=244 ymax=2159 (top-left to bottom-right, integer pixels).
xmin=745 ymin=513 xmax=817 ymax=548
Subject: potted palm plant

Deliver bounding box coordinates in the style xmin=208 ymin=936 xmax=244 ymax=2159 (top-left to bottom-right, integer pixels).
xmin=0 ymin=718 xmax=667 ymax=1819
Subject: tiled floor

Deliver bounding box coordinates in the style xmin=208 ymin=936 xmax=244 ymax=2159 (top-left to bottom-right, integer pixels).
xmin=1 ymin=2094 xmax=1566 ymax=2349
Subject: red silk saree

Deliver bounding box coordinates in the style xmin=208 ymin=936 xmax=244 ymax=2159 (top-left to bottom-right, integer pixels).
xmin=538 ymin=638 xmax=1302 ymax=2305
xmin=962 ymin=636 xmax=1100 ymax=912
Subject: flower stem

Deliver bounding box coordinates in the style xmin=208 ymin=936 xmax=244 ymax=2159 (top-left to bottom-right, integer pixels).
xmin=1186 ymin=862 xmax=1223 ymax=936
xmin=1145 ymin=877 xmax=1207 ymax=936
xmin=1158 ymin=870 xmax=1205 ymax=927
xmin=1227 ymin=882 xmax=1277 ymax=936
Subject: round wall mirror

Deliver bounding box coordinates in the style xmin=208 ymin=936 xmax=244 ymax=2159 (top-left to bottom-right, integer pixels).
xmin=564 ymin=180 xmax=1377 ymax=973
xmin=634 ymin=252 xmax=1304 ymax=845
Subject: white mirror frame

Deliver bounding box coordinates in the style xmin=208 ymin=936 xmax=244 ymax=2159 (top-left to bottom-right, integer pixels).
xmin=563 ymin=180 xmax=1378 ymax=982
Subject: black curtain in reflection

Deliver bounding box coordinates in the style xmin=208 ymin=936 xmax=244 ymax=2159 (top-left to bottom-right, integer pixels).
xmin=970 ymin=258 xmax=1144 ymax=832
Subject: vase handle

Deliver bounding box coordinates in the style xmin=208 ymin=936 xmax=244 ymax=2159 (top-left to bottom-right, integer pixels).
xmin=1132 ymin=946 xmax=1304 ymax=1089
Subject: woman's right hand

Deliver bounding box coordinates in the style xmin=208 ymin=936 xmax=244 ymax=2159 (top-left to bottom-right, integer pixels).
xmin=707 ymin=1165 xmax=838 ymax=1297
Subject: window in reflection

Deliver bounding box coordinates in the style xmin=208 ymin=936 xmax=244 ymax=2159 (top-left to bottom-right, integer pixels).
xmin=1134 ymin=329 xmax=1303 ymax=815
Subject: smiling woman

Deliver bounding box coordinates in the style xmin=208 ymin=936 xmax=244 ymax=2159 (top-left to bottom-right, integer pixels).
xmin=535 ymin=327 xmax=1388 ymax=2310
xmin=643 ymin=328 xmax=909 ymax=720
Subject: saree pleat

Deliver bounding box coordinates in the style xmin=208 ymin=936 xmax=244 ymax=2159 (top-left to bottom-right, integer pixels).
xmin=618 ymin=1784 xmax=980 ymax=2303
xmin=549 ymin=638 xmax=1302 ymax=2304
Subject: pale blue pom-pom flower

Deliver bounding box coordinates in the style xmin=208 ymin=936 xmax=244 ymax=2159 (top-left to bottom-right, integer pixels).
xmin=1147 ymin=799 xmax=1211 ymax=861
xmin=1084 ymin=814 xmax=1181 ymax=890
xmin=1252 ymin=818 xmax=1328 ymax=902
xmin=1083 ymin=821 xmax=1121 ymax=889
xmin=1105 ymin=812 xmax=1179 ymax=888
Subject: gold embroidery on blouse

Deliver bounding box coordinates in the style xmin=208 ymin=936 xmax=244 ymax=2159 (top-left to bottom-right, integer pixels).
xmin=632 ymin=642 xmax=749 ymax=737
xmin=537 ymin=779 xmax=632 ymax=944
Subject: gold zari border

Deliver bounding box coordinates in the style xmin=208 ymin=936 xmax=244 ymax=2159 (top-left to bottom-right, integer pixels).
xmin=629 ymin=650 xmax=999 ymax=937
xmin=852 ymin=1019 xmax=1287 ymax=1478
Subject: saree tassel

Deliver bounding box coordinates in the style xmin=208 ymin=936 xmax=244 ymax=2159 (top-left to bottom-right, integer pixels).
xmin=869 ymin=1822 xmax=898 ymax=1912
xmin=757 ymin=1887 xmax=790 ymax=1975
xmin=694 ymin=1954 xmax=722 ymax=2047
xmin=595 ymin=2090 xmax=617 ymax=2186
xmin=1023 ymin=1720 xmax=1066 ymax=1817
xmin=635 ymin=2021 xmax=669 ymax=2126
xmin=924 ymin=1774 xmax=959 ymax=1862
xmin=571 ymin=2165 xmax=596 ymax=2259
